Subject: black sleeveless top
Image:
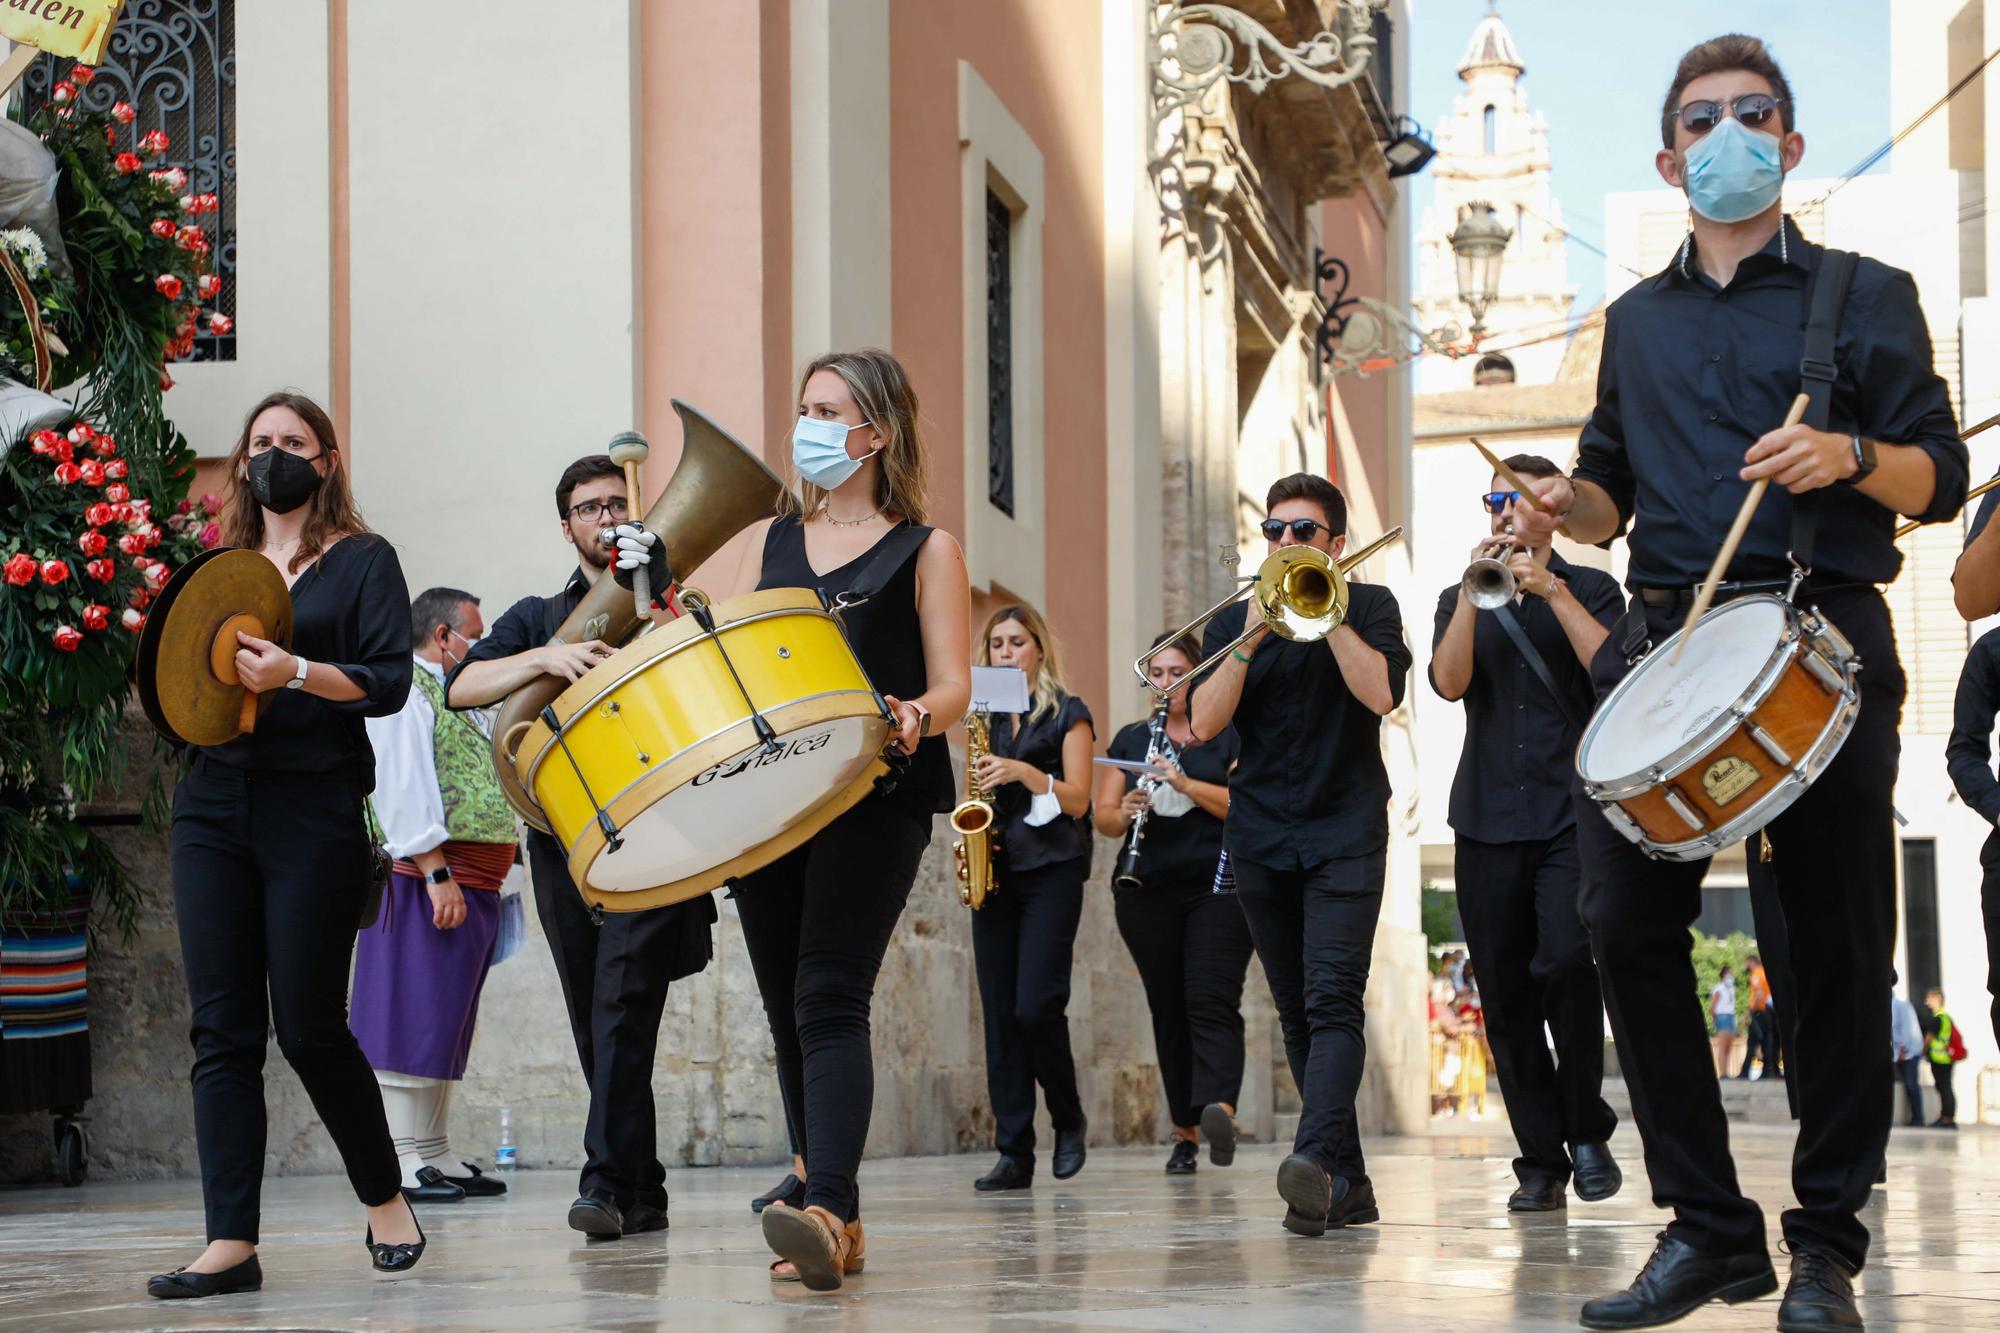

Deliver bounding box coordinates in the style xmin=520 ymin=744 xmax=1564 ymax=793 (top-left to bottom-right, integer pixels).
xmin=759 ymin=514 xmax=953 ymax=816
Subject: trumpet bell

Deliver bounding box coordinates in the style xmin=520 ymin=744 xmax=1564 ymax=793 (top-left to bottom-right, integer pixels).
xmin=1253 ymin=545 xmax=1346 ymax=641
xmin=1463 ymin=557 xmax=1516 ymax=610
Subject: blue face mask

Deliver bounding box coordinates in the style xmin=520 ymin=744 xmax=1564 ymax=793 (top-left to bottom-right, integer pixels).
xmin=792 ymin=416 xmax=877 ymax=490
xmin=1682 ymin=116 xmax=1784 ymax=224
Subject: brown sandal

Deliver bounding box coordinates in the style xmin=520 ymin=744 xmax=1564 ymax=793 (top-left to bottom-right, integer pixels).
xmin=761 ymin=1203 xmax=865 ymax=1291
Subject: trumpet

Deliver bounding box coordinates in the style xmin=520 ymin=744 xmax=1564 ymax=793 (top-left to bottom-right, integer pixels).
xmin=1461 ymin=526 xmax=1519 ymax=610
xmin=1134 ymin=527 xmax=1404 ymax=693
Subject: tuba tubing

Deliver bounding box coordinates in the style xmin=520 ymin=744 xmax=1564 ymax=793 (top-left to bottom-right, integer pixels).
xmin=491 ymin=400 xmax=788 ymax=832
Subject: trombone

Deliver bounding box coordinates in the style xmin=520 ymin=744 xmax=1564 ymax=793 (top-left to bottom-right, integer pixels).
xmin=1133 ymin=527 xmax=1404 ymax=694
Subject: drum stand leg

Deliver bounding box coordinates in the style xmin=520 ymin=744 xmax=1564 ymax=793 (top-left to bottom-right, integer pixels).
xmin=688 ymin=600 xmax=781 ymax=755
xmin=540 ymin=705 xmax=624 ymax=854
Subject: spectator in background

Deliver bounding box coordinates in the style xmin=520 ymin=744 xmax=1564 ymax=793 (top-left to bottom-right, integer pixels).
xmin=1890 ymin=984 xmax=1926 ymax=1129
xmin=1708 ymin=965 xmax=1737 ymax=1078
xmin=1736 ymin=954 xmax=1781 ymax=1081
xmin=1925 ymin=987 xmax=1964 ymax=1129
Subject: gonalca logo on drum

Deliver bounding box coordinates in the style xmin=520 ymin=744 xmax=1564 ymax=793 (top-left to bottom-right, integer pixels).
xmin=689 ymin=729 xmax=835 ymax=785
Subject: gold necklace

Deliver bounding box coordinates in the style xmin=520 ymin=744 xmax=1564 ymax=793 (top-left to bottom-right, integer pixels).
xmin=820 ymin=504 xmax=885 ymax=528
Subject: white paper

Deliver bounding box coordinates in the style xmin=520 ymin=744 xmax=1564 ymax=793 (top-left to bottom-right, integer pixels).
xmin=968 ymin=665 xmax=1031 ymax=714
xmin=1093 ymin=756 xmax=1169 ymax=778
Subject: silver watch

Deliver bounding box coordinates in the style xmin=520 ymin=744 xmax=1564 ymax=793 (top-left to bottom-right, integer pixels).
xmin=284 ymin=654 xmax=309 ymax=690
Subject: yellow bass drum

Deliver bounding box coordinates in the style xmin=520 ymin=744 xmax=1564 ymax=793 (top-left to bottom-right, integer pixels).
xmin=508 ymin=587 xmax=893 ymax=911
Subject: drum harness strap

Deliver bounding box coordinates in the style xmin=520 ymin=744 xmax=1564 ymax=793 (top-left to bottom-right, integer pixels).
xmin=1490 ymin=602 xmax=1587 ymax=733
xmin=827 ymin=520 xmax=935 ymax=792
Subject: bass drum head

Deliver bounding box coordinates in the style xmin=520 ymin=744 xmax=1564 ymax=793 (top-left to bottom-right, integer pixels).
xmin=581 ymin=712 xmax=883 ymax=895
xmin=1578 ymin=596 xmax=1787 ymax=783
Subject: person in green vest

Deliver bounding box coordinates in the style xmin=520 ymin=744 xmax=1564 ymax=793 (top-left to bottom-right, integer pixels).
xmin=351 ymin=586 xmax=523 ymax=1200
xmin=1923 ymin=987 xmax=1964 ymax=1130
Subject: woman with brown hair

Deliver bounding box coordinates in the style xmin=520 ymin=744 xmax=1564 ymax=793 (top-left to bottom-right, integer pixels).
xmin=968 ymin=602 xmax=1095 ymax=1193
xmin=149 ymin=391 xmax=424 ymax=1299
xmin=726 ymin=349 xmax=971 ymax=1291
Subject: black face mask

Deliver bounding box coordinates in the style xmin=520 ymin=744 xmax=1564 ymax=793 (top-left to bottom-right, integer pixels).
xmin=248 ymin=449 xmax=325 ymax=514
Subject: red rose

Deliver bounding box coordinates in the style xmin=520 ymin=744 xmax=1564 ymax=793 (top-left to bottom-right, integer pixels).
xmin=111 ymin=101 xmax=137 ymax=124
xmin=139 ymin=128 xmax=171 ymax=156
xmin=178 ymin=227 xmax=208 ymax=253
xmin=110 ymin=503 xmax=133 ymax=524
xmin=122 ymin=608 xmax=146 ymax=632
xmin=77 ymin=460 xmax=105 ymax=487
xmin=50 ymin=82 xmax=76 ymax=106
xmin=85 ymin=502 xmax=114 ymax=526
xmin=207 ymin=313 xmax=234 ymax=337
xmin=94 ymin=437 xmax=119 ymax=458
xmin=85 ymin=558 xmax=116 ymax=583
xmin=105 ymin=484 xmax=130 ymax=504
xmin=144 ymin=562 xmax=170 ymax=587
xmin=82 ymin=604 xmax=110 ymax=632
xmin=67 ymin=424 xmax=94 ymax=443
xmin=118 ymin=533 xmax=146 ymax=556
xmin=52 ymin=438 xmax=73 ymax=463
xmin=104 ymin=125 xmax=115 ymax=148
xmin=196 ymin=193 xmax=219 ymax=214
xmin=77 ymin=532 xmax=108 ymax=557
xmin=40 ymin=559 xmax=69 ymax=585
xmin=160 ymin=369 xmax=176 ymax=392
xmin=196 ymin=274 xmax=222 ymax=299
xmin=130 ymin=498 xmax=152 ymax=521
xmin=198 ymin=522 xmax=221 ymax=548
xmin=115 ymin=152 xmax=142 ymax=175
xmin=53 ymin=462 xmax=82 ymax=484
xmin=30 ymin=429 xmax=59 ymax=455
xmin=3 ymin=553 xmax=35 ymax=586
xmin=104 ymin=459 xmax=127 ymax=479
xmin=150 ymin=219 xmax=178 ymax=240
xmin=154 ymin=273 xmax=184 ymax=300
xmin=148 ymin=167 xmax=188 ymax=192
xmin=53 ymin=626 xmax=82 ymax=653
xmin=70 ymin=64 xmax=95 ymax=84
xmin=177 ymin=498 xmax=194 ymax=515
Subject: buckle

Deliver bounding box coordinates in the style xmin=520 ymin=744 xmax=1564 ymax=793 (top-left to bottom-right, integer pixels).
xmin=1799 ymin=357 xmax=1837 ymax=385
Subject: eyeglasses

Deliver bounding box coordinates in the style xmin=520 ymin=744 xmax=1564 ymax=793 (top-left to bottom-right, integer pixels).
xmin=1481 ymin=491 xmax=1520 ymax=514
xmin=1260 ymin=518 xmax=1329 ymax=542
xmin=565 ymin=498 xmax=629 ymax=522
xmin=1667 ymin=92 xmax=1785 ymax=138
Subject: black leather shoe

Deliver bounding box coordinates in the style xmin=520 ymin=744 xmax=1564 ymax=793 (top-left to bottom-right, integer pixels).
xmin=1873 ymin=1158 xmax=1888 ymax=1186
xmin=1777 ymin=1246 xmax=1861 ymax=1331
xmin=1277 ymin=1153 xmax=1336 ymax=1237
xmin=1571 ymin=1141 xmax=1624 ymax=1202
xmin=1579 ymin=1233 xmax=1777 ymax=1329
xmin=975 ymin=1155 xmax=1033 ymax=1191
xmin=1200 ymin=1103 xmax=1237 ymax=1166
xmin=1327 ymin=1177 xmax=1379 ymax=1227
xmin=147 ymin=1253 xmax=262 ymax=1299
xmin=1508 ymin=1177 xmax=1566 ymax=1212
xmin=624 ymin=1201 xmax=670 ymax=1233
xmin=1165 ymin=1139 xmax=1198 ymax=1174
xmin=752 ymin=1172 xmax=807 ymax=1213
xmin=452 ymin=1162 xmax=507 ymax=1197
xmin=1053 ymin=1119 xmax=1087 ymax=1180
xmin=567 ymin=1190 xmax=624 ymax=1239
xmin=400 ymin=1165 xmax=466 ymax=1204
xmin=365 ymin=1208 xmax=428 ymax=1273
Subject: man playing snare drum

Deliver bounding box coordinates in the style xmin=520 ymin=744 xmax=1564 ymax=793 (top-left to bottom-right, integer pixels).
xmin=1511 ymin=35 xmax=1964 ymax=1332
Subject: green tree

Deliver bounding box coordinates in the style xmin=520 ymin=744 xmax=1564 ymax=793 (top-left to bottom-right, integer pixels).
xmin=1421 ymin=880 xmax=1463 ymax=967
xmin=1690 ymin=930 xmax=1758 ymax=1036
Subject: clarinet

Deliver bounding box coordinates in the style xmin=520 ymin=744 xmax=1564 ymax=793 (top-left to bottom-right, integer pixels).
xmin=1114 ymin=697 xmax=1173 ymax=889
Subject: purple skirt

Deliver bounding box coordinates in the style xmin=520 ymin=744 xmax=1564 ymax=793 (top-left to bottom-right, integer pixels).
xmin=350 ymin=872 xmax=501 ymax=1080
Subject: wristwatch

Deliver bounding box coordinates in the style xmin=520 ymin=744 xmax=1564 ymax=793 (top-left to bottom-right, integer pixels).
xmin=427 ymin=865 xmax=453 ymax=886
xmin=284 ymin=655 xmax=310 ymax=690
xmin=907 ymin=701 xmax=932 ymax=737
xmin=1848 ymin=434 xmax=1878 ymax=483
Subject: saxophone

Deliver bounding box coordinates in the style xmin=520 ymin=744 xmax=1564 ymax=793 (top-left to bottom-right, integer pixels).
xmin=1114 ymin=697 xmax=1172 ymax=890
xmin=952 ymin=712 xmax=997 ymax=909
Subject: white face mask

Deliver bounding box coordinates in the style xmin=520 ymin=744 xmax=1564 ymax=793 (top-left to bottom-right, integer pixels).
xmin=792 ymin=416 xmax=878 ymax=490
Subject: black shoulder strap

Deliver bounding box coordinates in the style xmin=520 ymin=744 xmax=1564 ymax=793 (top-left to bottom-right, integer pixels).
xmin=1792 ymin=245 xmax=1860 ymax=573
xmin=833 ymin=520 xmax=933 ymax=609
xmin=1490 ymin=602 xmax=1586 ymax=732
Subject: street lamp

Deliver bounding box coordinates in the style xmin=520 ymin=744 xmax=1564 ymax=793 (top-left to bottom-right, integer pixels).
xmin=1448 ymin=201 xmax=1511 ymax=339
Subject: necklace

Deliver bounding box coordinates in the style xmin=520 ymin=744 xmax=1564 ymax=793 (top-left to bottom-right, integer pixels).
xmin=820 ymin=504 xmax=886 ymax=528
xmin=267 ymin=535 xmax=301 ymax=551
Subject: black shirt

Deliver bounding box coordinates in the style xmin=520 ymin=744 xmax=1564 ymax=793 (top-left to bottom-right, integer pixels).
xmin=991 ymin=692 xmax=1094 ymax=873
xmin=1105 ymin=718 xmax=1237 ymax=882
xmin=1946 ymin=626 xmax=2000 ymax=832
xmin=1574 ymin=216 xmax=1966 ymax=589
xmin=201 ymin=532 xmax=411 ymax=791
xmin=1965 ymin=470 xmax=1999 ymax=545
xmin=1200 ymin=582 xmax=1410 ymax=869
xmin=1428 ymin=554 xmax=1624 ymax=843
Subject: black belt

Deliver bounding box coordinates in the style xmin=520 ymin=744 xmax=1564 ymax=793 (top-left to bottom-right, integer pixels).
xmin=1636 ymin=579 xmax=1791 ymax=613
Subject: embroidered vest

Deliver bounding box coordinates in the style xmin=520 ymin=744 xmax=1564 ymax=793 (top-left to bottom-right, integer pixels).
xmin=412 ymin=666 xmax=517 ymax=844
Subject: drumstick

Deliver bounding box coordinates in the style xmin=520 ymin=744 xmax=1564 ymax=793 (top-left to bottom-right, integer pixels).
xmin=1672 ymin=392 xmax=1812 ymax=663
xmin=1470 ymin=438 xmax=1545 ymax=514
xmin=1891 ymin=409 xmax=2000 ymax=539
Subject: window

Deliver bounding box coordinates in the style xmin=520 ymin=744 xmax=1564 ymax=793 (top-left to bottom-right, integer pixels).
xmin=20 ymin=0 xmax=238 ymax=362
xmin=1902 ymin=838 xmax=1941 ymax=1000
xmin=1366 ymin=11 xmax=1394 ymax=117
xmin=986 ymin=188 xmax=1014 ymax=517
xmin=1483 ymin=104 xmax=1496 ymax=155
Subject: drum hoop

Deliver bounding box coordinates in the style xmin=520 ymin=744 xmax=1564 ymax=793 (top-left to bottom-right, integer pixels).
xmin=1576 ymin=595 xmax=1804 ymax=793
xmin=561 ymin=692 xmax=892 ymax=894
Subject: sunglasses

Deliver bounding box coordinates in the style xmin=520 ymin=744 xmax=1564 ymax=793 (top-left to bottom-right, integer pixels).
xmin=1667 ymin=92 xmax=1785 ymax=138
xmin=1481 ymin=491 xmax=1520 ymax=514
xmin=1261 ymin=518 xmax=1330 ymax=542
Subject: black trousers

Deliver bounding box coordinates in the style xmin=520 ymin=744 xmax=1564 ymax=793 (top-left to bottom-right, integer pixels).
xmin=1577 ymin=586 xmax=1901 ymax=1271
xmin=1930 ymin=1060 xmax=1957 ymax=1122
xmin=733 ymin=793 xmax=932 ymax=1222
xmin=1453 ymin=829 xmax=1615 ymax=1186
xmin=971 ymin=854 xmax=1089 ymax=1159
xmin=1112 ymin=865 xmax=1257 ymax=1128
xmin=1895 ymin=1058 xmax=1925 ymax=1126
xmin=1745 ymin=856 xmax=1801 ymax=1116
xmin=1233 ymin=850 xmax=1386 ymax=1184
xmin=169 ymin=758 xmax=400 ymax=1243
xmin=1983 ymin=850 xmax=2000 ymax=1051
xmin=1738 ymin=1006 xmax=1783 ymax=1080
xmin=526 ymin=829 xmax=686 ymax=1210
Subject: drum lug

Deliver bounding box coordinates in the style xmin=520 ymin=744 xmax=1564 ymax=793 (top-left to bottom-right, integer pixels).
xmin=1664 ymin=787 xmax=1706 ymax=832
xmin=1748 ymin=722 xmax=1792 ymax=768
xmin=1597 ymin=800 xmax=1646 ymax=846
xmin=1801 ymin=650 xmax=1845 ymax=697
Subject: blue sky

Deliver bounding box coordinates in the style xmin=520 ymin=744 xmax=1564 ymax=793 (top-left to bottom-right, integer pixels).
xmin=1409 ymin=1 xmax=1893 ymax=309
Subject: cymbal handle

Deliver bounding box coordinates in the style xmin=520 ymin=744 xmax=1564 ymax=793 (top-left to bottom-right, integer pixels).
xmin=238 ymin=690 xmax=258 ymax=735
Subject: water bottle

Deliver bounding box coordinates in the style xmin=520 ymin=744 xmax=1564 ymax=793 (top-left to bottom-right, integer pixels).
xmin=495 ymin=1105 xmax=517 ymax=1173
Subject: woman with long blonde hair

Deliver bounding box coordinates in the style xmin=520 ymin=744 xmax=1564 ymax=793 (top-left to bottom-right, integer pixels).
xmin=725 ymin=348 xmax=971 ymax=1290
xmin=967 ymin=602 xmax=1096 ymax=1192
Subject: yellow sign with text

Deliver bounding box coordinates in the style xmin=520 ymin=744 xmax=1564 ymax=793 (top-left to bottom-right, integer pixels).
xmin=0 ymin=0 xmax=125 ymax=65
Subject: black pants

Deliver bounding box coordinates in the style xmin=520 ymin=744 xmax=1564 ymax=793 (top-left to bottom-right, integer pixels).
xmin=1454 ymin=829 xmax=1615 ymax=1186
xmin=1983 ymin=849 xmax=2000 ymax=1051
xmin=1112 ymin=865 xmax=1257 ymax=1128
xmin=1930 ymin=1060 xmax=1957 ymax=1122
xmin=169 ymin=758 xmax=400 ymax=1243
xmin=733 ymin=793 xmax=932 ymax=1222
xmin=1577 ymin=586 xmax=1901 ymax=1271
xmin=526 ymin=829 xmax=687 ymax=1210
xmin=1233 ymin=850 xmax=1386 ymax=1184
xmin=972 ymin=854 xmax=1089 ymax=1159
xmin=1895 ymin=1058 xmax=1924 ymax=1126
xmin=1738 ymin=1007 xmax=1783 ymax=1081
xmin=1745 ymin=856 xmax=1801 ymax=1116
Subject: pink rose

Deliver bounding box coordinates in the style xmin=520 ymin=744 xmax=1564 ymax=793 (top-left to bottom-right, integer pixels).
xmin=197 ymin=522 xmax=221 ymax=548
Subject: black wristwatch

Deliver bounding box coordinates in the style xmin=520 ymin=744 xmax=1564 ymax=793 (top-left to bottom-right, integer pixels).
xmin=1847 ymin=433 xmax=1878 ymax=483
xmin=427 ymin=865 xmax=453 ymax=886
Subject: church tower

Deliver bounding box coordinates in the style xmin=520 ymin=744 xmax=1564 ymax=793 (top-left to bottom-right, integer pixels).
xmin=1414 ymin=7 xmax=1577 ymax=392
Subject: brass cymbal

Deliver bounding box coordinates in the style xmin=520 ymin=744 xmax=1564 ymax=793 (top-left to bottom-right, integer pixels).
xmin=136 ymin=548 xmax=293 ymax=746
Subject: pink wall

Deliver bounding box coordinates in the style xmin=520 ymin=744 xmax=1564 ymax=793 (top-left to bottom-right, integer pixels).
xmin=1320 ymin=192 xmax=1393 ymax=504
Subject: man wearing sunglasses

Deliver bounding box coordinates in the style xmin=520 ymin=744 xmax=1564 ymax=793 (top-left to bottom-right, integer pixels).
xmin=1511 ymin=35 xmax=1966 ymax=1333
xmin=1189 ymin=472 xmax=1411 ymax=1238
xmin=446 ymin=455 xmax=717 ymax=1241
xmin=1430 ymin=456 xmax=1627 ymax=1220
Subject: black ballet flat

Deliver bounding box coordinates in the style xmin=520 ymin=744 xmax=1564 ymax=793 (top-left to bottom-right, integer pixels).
xmin=751 ymin=1172 xmax=806 ymax=1214
xmin=364 ymin=1208 xmax=427 ymax=1273
xmin=146 ymin=1253 xmax=262 ymax=1299
xmin=453 ymin=1162 xmax=508 ymax=1198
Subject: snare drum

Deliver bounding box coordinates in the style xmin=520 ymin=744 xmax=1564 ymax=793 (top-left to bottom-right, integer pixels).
xmin=1575 ymin=595 xmax=1859 ymax=862
xmin=506 ymin=588 xmax=893 ymax=911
